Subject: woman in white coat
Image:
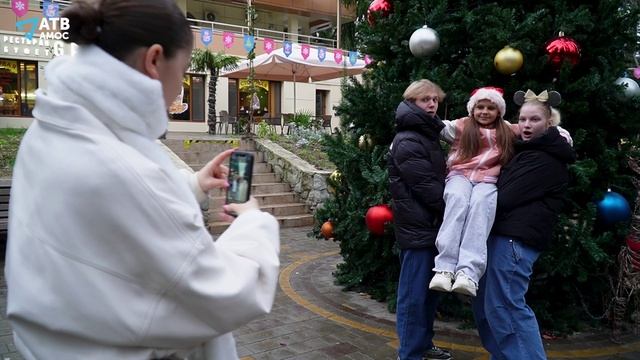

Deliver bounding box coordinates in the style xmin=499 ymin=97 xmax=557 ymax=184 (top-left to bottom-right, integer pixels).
xmin=5 ymin=1 xmax=280 ymax=359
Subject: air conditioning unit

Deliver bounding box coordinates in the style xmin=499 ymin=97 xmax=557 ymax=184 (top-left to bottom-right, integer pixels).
xmin=204 ymin=10 xmax=216 ymax=22
xmin=309 ymin=19 xmax=332 ymax=34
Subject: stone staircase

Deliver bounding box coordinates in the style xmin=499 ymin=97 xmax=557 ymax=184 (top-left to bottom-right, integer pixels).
xmin=162 ymin=138 xmax=314 ymax=234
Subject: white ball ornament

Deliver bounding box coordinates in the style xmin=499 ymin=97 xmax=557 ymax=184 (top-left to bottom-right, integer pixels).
xmin=614 ymin=77 xmax=640 ymax=98
xmin=409 ymin=25 xmax=440 ymax=57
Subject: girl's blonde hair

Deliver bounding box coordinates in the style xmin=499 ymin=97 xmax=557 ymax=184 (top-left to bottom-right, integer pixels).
xmin=403 ymin=79 xmax=446 ymax=102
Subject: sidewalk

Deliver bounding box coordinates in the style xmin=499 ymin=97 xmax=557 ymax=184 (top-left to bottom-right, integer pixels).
xmin=236 ymin=227 xmax=640 ymax=360
xmin=0 ymin=227 xmax=639 ymax=359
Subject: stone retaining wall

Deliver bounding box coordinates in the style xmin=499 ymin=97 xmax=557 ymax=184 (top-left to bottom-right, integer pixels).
xmin=255 ymin=139 xmax=331 ymax=211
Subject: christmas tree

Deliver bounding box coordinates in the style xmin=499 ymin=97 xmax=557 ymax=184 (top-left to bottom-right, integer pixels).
xmin=316 ymin=0 xmax=640 ymax=332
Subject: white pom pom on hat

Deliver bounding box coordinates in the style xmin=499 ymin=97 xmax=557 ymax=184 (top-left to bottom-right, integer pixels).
xmin=466 ymin=86 xmax=506 ymax=119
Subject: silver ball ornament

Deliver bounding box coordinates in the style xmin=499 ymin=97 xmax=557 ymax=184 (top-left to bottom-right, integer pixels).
xmin=615 ymin=77 xmax=640 ymax=98
xmin=409 ymin=25 xmax=440 ymax=57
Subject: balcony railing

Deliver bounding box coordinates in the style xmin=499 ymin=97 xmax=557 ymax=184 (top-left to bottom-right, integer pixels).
xmin=0 ymin=0 xmax=337 ymax=48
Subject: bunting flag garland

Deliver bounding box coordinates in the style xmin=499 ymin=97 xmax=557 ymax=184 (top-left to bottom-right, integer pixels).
xmin=364 ymin=55 xmax=373 ymax=65
xmin=349 ymin=51 xmax=358 ymax=66
xmin=263 ymin=38 xmax=274 ymax=54
xmin=334 ymin=49 xmax=343 ymax=64
xmin=200 ymin=28 xmax=213 ymax=47
xmin=318 ymin=47 xmax=327 ymax=62
xmin=301 ymin=44 xmax=310 ymax=60
xmin=283 ymin=41 xmax=292 ymax=57
xmin=243 ymin=34 xmax=255 ymax=52
xmin=222 ymin=32 xmax=235 ymax=49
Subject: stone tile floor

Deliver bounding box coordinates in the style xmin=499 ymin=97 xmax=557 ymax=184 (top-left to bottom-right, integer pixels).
xmin=0 ymin=227 xmax=639 ymax=359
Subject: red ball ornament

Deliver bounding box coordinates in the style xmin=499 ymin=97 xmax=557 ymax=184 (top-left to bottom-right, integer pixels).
xmin=365 ymin=204 xmax=393 ymax=236
xmin=545 ymin=34 xmax=581 ymax=70
xmin=321 ymin=221 xmax=334 ymax=240
xmin=626 ymin=234 xmax=640 ymax=252
xmin=367 ymin=0 xmax=393 ymax=26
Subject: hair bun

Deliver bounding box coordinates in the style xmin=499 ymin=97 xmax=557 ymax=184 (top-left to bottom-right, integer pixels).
xmin=62 ymin=1 xmax=102 ymax=45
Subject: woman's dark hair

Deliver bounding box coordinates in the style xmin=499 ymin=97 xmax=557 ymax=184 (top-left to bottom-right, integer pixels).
xmin=62 ymin=0 xmax=193 ymax=60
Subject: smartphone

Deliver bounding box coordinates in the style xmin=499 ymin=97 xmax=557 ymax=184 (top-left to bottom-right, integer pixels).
xmin=226 ymin=151 xmax=254 ymax=204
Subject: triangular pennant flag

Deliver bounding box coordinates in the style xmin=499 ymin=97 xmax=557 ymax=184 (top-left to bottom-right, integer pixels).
xmin=43 ymin=1 xmax=59 ymax=18
xmin=222 ymin=32 xmax=235 ymax=49
xmin=317 ymin=47 xmax=326 ymax=62
xmin=264 ymin=38 xmax=274 ymax=54
xmin=334 ymin=49 xmax=343 ymax=64
xmin=301 ymin=44 xmax=310 ymax=60
xmin=243 ymin=34 xmax=255 ymax=52
xmin=200 ymin=28 xmax=213 ymax=47
xmin=283 ymin=41 xmax=292 ymax=57
xmin=348 ymin=51 xmax=358 ymax=66
xmin=11 ymin=0 xmax=29 ymax=17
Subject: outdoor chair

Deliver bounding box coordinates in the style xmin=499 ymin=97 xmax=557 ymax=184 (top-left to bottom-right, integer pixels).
xmin=321 ymin=114 xmax=332 ymax=132
xmin=261 ymin=113 xmax=282 ymax=134
xmin=282 ymin=113 xmax=295 ymax=135
xmin=219 ymin=110 xmax=239 ymax=135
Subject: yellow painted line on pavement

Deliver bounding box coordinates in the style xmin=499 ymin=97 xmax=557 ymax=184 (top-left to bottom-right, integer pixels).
xmin=279 ymin=250 xmax=640 ymax=358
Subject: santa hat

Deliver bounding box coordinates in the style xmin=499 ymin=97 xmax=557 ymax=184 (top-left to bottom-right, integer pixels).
xmin=466 ymin=87 xmax=506 ymax=119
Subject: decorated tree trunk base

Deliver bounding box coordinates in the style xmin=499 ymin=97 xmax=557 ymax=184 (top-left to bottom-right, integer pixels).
xmin=611 ymin=157 xmax=640 ymax=342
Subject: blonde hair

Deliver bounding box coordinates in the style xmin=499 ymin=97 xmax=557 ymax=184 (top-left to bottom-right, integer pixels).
xmin=403 ymin=79 xmax=446 ymax=102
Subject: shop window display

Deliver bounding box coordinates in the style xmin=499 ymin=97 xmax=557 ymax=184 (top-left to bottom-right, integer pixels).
xmin=0 ymin=59 xmax=37 ymax=117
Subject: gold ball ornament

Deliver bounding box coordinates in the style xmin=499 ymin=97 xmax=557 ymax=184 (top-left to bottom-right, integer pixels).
xmin=327 ymin=170 xmax=341 ymax=195
xmin=329 ymin=170 xmax=342 ymax=183
xmin=358 ymin=134 xmax=374 ymax=149
xmin=321 ymin=221 xmax=334 ymax=240
xmin=494 ymin=46 xmax=524 ymax=75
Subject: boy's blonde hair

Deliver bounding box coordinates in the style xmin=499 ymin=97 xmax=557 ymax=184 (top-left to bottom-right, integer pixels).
xmin=403 ymin=79 xmax=446 ymax=102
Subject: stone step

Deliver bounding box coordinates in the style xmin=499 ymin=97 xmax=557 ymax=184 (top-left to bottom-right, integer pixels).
xmin=208 ymin=182 xmax=291 ymax=197
xmin=208 ymin=213 xmax=314 ymax=234
xmin=208 ymin=203 xmax=308 ymax=217
xmin=191 ymin=162 xmax=272 ymax=173
xmin=253 ymin=173 xmax=280 ymax=184
xmin=171 ymin=150 xmax=265 ymax=164
xmin=162 ymin=139 xmax=239 ymax=153
xmin=209 ymin=192 xmax=298 ymax=207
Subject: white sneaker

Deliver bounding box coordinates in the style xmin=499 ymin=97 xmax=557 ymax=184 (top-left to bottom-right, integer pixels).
xmin=452 ymin=272 xmax=477 ymax=297
xmin=429 ymin=271 xmax=454 ymax=292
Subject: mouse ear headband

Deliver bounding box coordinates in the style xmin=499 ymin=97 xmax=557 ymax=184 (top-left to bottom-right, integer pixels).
xmin=513 ymin=90 xmax=561 ymax=107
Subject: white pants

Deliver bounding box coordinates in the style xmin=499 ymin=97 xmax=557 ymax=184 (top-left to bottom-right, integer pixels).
xmin=433 ymin=175 xmax=497 ymax=284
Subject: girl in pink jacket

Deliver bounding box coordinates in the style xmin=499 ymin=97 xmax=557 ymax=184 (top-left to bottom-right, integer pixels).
xmin=429 ymin=87 xmax=516 ymax=297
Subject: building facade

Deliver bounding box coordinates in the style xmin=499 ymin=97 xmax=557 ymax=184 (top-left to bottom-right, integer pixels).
xmin=0 ymin=0 xmax=356 ymax=133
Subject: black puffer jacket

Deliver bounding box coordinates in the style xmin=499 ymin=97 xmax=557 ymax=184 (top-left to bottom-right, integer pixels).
xmin=492 ymin=126 xmax=576 ymax=250
xmin=388 ymin=100 xmax=446 ymax=249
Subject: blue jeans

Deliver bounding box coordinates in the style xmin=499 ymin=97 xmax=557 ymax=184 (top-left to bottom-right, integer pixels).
xmin=472 ymin=235 xmax=546 ymax=360
xmin=397 ymin=247 xmax=441 ymax=360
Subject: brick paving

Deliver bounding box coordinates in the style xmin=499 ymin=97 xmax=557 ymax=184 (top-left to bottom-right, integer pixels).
xmin=0 ymin=226 xmax=639 ymax=359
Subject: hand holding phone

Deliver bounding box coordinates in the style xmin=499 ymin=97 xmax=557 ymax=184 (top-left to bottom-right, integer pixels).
xmin=226 ymin=151 xmax=254 ymax=205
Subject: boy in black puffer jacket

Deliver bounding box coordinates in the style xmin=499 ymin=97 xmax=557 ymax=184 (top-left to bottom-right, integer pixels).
xmin=388 ymin=79 xmax=452 ymax=360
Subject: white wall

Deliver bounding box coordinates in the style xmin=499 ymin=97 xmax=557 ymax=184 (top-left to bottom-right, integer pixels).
xmin=0 ymin=117 xmax=32 ymax=128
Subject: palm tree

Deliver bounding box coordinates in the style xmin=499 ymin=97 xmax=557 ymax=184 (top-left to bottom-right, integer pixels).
xmin=190 ymin=49 xmax=240 ymax=134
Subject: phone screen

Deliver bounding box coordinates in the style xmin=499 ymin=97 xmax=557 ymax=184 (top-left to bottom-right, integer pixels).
xmin=226 ymin=151 xmax=254 ymax=204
